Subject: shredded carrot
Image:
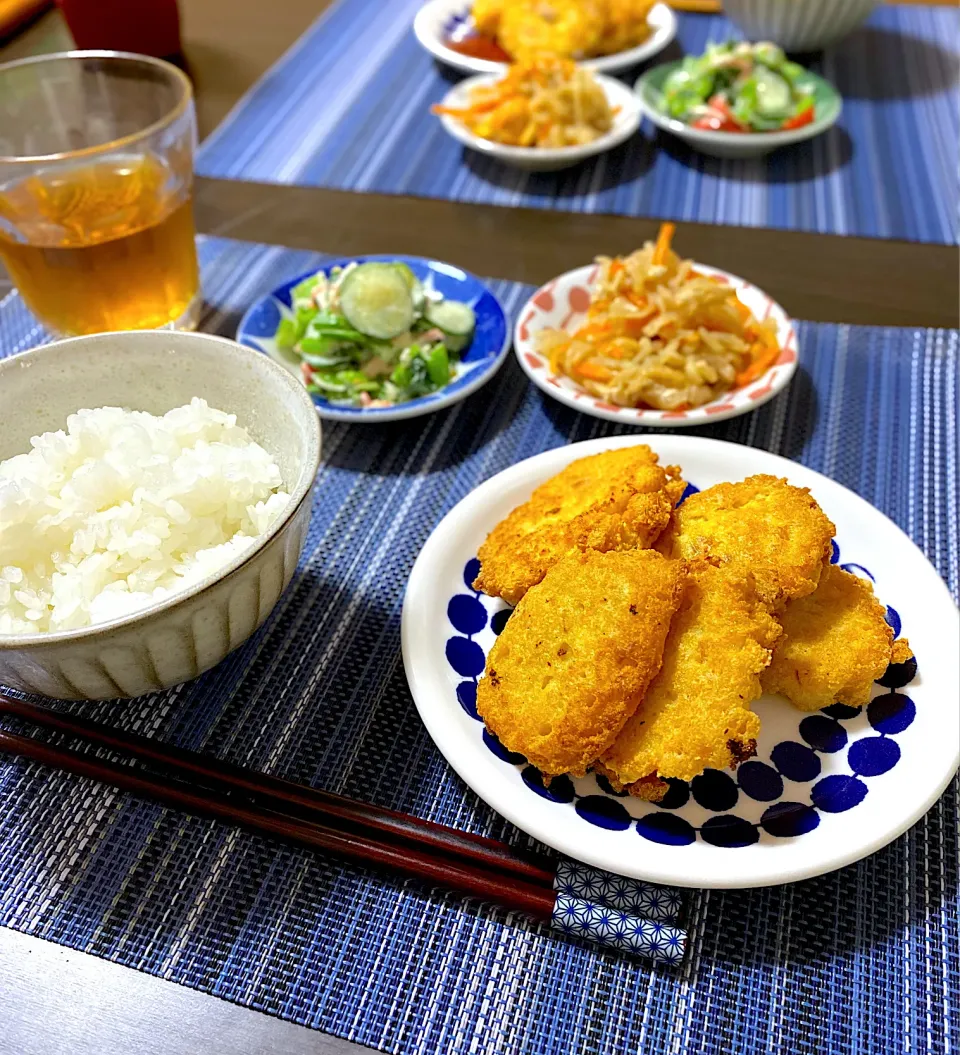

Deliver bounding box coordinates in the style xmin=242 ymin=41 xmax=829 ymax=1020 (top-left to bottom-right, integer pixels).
xmin=431 ymin=98 xmax=504 ymax=117
xmin=733 ymin=298 xmax=753 ymax=322
xmin=651 ymin=222 xmax=676 ymax=266
xmin=576 ymin=360 xmax=613 ymax=382
xmin=623 ymin=312 xmax=656 ymax=338
xmin=548 ymin=341 xmax=569 ymax=374
xmin=573 ymin=320 xmax=613 ymax=341
xmin=735 ymin=340 xmax=781 ymax=386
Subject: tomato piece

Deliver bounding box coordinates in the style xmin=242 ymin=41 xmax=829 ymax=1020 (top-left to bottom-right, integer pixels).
xmin=708 ymin=94 xmax=733 ymax=119
xmin=782 ymin=105 xmax=815 ymax=130
xmin=692 ymin=114 xmax=745 ymax=133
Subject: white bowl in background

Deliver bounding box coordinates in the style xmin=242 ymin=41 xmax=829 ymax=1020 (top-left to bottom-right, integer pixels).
xmin=0 ymin=331 xmax=322 ymax=700
xmin=436 ymin=72 xmax=642 ymax=171
xmin=722 ymin=0 xmax=877 ymax=52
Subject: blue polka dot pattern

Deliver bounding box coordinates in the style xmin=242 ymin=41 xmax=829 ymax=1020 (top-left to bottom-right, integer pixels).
xmin=812 ymin=774 xmax=869 ymax=812
xmin=877 ymin=653 xmax=918 ymax=689
xmin=799 ymin=715 xmax=848 ymax=753
xmin=771 ymin=741 xmax=822 ymax=783
xmin=576 ymin=796 xmax=632 ymax=831
xmin=655 ymin=778 xmax=691 ymax=810
xmin=636 ymin=813 xmax=697 ymax=846
xmin=868 ymin=692 xmax=916 ymax=734
xmin=463 ymin=558 xmax=481 ymax=590
xmin=445 ymin=637 xmax=486 ymax=678
xmin=448 ymin=541 xmax=918 ymax=849
xmin=456 ymin=680 xmax=479 ymax=719
xmin=447 ymin=594 xmax=488 ymax=635
xmin=761 ymin=802 xmax=820 ymax=837
xmin=691 ymin=770 xmax=739 ymax=812
xmin=829 ymin=538 xmax=839 ymax=563
xmin=848 ymin=736 xmax=900 ymax=776
xmin=700 ymin=816 xmax=759 ymax=848
xmin=737 ymin=761 xmax=784 ymax=802
xmin=522 ymin=767 xmax=574 ymax=802
xmin=483 ymin=730 xmax=526 ymax=765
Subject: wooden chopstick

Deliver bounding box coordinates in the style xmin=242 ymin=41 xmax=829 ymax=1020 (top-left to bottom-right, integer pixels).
xmin=0 ymin=695 xmax=554 ymax=888
xmin=0 ymin=724 xmax=559 ymax=921
xmin=0 ymin=697 xmax=690 ymax=963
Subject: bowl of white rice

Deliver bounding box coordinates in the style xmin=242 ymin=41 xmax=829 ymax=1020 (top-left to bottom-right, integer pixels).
xmin=0 ymin=330 xmax=322 ymax=699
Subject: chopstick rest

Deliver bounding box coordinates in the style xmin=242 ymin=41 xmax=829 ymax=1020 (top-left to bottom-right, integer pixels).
xmin=551 ymin=893 xmax=686 ymax=964
xmin=550 ymin=860 xmax=686 ymax=964
xmin=553 ymin=859 xmax=683 ymax=921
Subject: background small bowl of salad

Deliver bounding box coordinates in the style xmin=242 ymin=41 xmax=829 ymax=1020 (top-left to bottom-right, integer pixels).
xmin=237 ymin=255 xmax=510 ymax=422
xmin=635 ymin=41 xmax=841 ymax=159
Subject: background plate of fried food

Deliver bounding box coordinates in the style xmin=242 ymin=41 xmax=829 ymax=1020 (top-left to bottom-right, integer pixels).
xmin=415 ymin=0 xmax=678 ymax=77
xmin=434 ymin=62 xmax=642 ymax=171
xmin=514 ymin=224 xmax=798 ymax=424
xmin=401 ymin=436 xmax=959 ymax=888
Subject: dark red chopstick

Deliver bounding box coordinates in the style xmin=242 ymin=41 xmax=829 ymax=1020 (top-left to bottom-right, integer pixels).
xmin=0 ymin=695 xmax=554 ymax=888
xmin=0 ymin=726 xmax=558 ymax=921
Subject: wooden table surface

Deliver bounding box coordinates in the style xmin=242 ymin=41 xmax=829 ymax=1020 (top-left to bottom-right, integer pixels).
xmin=0 ymin=1 xmax=957 ymax=1053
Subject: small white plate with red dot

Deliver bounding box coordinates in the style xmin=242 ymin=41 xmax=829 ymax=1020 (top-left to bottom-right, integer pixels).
xmin=513 ymin=263 xmax=798 ymax=427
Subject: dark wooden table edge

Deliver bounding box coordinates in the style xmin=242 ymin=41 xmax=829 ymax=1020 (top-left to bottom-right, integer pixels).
xmin=0 ymin=925 xmax=378 ymax=1055
xmin=194 ymin=177 xmax=960 ymax=330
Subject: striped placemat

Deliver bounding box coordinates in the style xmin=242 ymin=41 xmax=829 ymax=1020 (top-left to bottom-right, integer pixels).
xmin=0 ymin=237 xmax=957 ymax=1054
xmin=195 ymin=2 xmax=960 ymax=244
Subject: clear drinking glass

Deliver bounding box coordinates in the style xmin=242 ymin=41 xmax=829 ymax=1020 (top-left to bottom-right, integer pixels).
xmin=0 ymin=50 xmax=200 ymax=336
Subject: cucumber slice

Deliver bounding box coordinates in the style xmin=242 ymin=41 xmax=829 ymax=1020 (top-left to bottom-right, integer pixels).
xmin=393 ymin=262 xmax=417 ymax=291
xmin=393 ymin=262 xmax=425 ymax=311
xmin=425 ymin=298 xmax=475 ymax=337
xmin=753 ymin=66 xmax=792 ymax=119
xmin=339 ymin=263 xmax=415 ymax=340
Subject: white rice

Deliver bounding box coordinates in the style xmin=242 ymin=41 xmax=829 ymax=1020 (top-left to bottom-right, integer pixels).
xmin=0 ymin=398 xmax=291 ymax=634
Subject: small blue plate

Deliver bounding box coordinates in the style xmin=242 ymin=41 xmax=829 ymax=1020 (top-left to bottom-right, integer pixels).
xmin=236 ymin=255 xmax=510 ymax=423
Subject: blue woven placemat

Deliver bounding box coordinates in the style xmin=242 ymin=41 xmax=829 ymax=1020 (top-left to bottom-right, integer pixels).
xmin=0 ymin=236 xmax=957 ymax=1054
xmin=195 ymin=2 xmax=960 ymax=244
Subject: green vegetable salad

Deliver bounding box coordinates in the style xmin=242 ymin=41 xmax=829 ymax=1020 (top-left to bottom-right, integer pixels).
xmin=662 ymin=42 xmax=816 ymax=134
xmin=275 ymin=261 xmax=476 ymax=407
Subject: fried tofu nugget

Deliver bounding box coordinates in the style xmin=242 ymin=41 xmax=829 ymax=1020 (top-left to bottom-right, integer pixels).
xmin=476 ymin=549 xmax=684 ymax=778
xmin=474 ymin=446 xmax=685 ymax=605
xmin=657 ymin=474 xmax=836 ymax=608
xmin=599 ymin=562 xmax=781 ymax=797
xmin=760 ymin=563 xmax=896 ymax=711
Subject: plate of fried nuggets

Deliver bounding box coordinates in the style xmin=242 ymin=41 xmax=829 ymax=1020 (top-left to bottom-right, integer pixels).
xmin=474 ymin=454 xmax=910 ymax=799
xmin=402 ymin=434 xmax=959 ymax=887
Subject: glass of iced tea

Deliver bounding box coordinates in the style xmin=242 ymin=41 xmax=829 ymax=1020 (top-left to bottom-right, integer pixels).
xmin=0 ymin=51 xmax=200 ymax=336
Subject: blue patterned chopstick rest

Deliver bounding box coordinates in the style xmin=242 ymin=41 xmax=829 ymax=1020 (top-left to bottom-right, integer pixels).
xmin=554 ymin=859 xmax=683 ymax=922
xmin=551 ymin=893 xmax=686 ymax=965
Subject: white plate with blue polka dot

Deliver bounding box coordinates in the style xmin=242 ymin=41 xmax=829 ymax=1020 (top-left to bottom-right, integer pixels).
xmin=401 ymin=435 xmax=959 ymax=888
